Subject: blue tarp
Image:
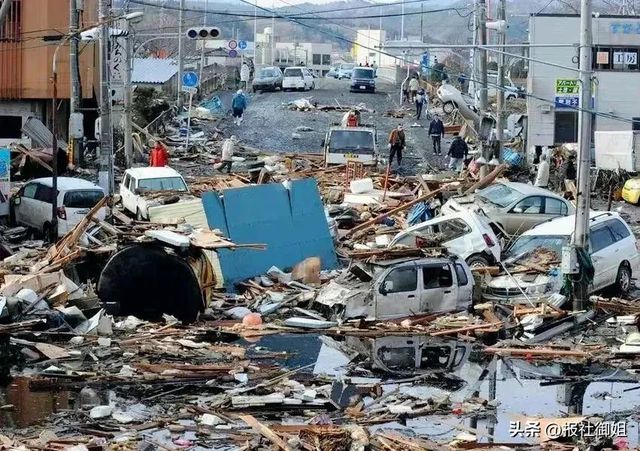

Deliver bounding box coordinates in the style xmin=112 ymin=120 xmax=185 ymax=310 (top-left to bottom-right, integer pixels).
xmin=202 ymin=179 xmax=338 ymax=287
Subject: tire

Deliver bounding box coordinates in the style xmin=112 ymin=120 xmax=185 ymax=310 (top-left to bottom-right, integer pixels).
xmin=466 ymin=253 xmax=491 ymax=269
xmin=615 ymin=263 xmax=632 ymax=296
xmin=443 ymin=101 xmax=456 ymax=114
xmin=42 ymin=222 xmax=53 ymax=243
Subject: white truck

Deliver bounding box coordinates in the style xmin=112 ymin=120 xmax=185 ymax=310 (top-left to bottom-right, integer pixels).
xmin=323 ymin=126 xmax=377 ymax=166
xmin=594 ymin=130 xmax=640 ymax=171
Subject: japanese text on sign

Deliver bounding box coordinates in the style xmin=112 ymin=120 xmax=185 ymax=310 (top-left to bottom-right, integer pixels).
xmin=509 ymin=420 xmax=627 ymax=440
xmin=610 ymin=22 xmax=640 ymax=34
xmin=555 ymin=79 xmax=579 ymax=95
xmin=613 ymin=51 xmax=638 ymax=65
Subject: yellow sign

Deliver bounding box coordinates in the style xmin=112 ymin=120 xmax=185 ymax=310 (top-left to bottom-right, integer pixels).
xmin=555 ymin=79 xmax=579 ymax=95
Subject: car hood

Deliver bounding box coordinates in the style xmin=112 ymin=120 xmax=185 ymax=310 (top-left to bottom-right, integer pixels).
xmin=442 ymin=196 xmax=499 ymax=216
xmin=488 ymin=273 xmax=553 ymax=289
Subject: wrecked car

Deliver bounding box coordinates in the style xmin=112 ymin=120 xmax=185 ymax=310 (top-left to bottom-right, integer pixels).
xmin=388 ymin=210 xmax=501 ymax=268
xmin=120 ymin=167 xmax=194 ymax=220
xmin=316 ymin=257 xmax=474 ymax=320
xmin=484 ymin=211 xmax=640 ymax=303
xmin=441 ymin=181 xmax=574 ymax=236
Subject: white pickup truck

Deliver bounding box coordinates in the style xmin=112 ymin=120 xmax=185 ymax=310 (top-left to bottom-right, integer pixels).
xmin=120 ymin=167 xmax=192 ymax=220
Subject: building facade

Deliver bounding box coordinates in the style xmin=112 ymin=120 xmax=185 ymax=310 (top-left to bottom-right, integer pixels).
xmin=254 ymin=28 xmax=332 ymax=75
xmin=0 ymin=0 xmax=98 ymax=144
xmin=527 ymin=13 xmax=640 ymax=149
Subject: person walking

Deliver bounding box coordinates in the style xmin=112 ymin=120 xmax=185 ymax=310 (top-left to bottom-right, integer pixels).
xmin=534 ymin=154 xmax=550 ymax=188
xmin=149 ymin=140 xmax=169 ymax=167
xmin=219 ymin=136 xmax=237 ymax=173
xmin=231 ymin=89 xmax=247 ymax=126
xmin=428 ymin=114 xmax=445 ymax=156
xmin=408 ymin=75 xmax=419 ymax=103
xmin=388 ymin=125 xmax=405 ymax=166
xmin=447 ymin=133 xmax=468 ymax=172
xmin=415 ymin=89 xmax=427 ymax=120
xmin=240 ymin=62 xmax=250 ymax=90
xmin=565 ymin=155 xmax=577 ymax=182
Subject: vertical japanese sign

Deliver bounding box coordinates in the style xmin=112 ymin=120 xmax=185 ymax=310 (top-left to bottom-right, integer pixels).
xmin=110 ymin=20 xmax=128 ymax=120
xmin=0 ymin=148 xmax=11 ymax=216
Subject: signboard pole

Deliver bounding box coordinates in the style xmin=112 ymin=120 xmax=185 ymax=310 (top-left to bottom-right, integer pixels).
xmin=185 ymin=90 xmax=194 ymax=150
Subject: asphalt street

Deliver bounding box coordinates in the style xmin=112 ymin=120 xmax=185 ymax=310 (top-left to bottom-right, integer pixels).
xmin=216 ymin=77 xmax=456 ymax=174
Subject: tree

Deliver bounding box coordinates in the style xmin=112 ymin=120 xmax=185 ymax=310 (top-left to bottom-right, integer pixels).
xmin=430 ymin=62 xmax=447 ymax=83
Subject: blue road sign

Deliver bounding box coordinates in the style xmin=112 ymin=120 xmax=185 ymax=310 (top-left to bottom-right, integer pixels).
xmin=229 ymin=49 xmax=238 ymax=58
xmin=182 ymin=71 xmax=199 ymax=87
xmin=238 ymin=40 xmax=247 ymax=50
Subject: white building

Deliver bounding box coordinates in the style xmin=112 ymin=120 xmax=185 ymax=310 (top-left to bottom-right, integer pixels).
xmin=254 ymin=28 xmax=332 ymax=75
xmin=528 ymin=13 xmax=640 ymax=149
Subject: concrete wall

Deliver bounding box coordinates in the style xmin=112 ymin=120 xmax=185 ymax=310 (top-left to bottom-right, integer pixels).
xmin=528 ymin=15 xmax=640 ymax=150
xmin=376 ymin=65 xmax=404 ymax=84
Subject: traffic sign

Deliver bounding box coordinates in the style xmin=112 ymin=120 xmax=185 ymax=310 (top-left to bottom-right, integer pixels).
xmin=228 ymin=40 xmax=237 ymax=49
xmin=182 ymin=71 xmax=199 ymax=88
xmin=238 ymin=40 xmax=247 ymax=50
xmin=228 ymin=49 xmax=238 ymax=58
xmin=182 ymin=85 xmax=198 ymax=94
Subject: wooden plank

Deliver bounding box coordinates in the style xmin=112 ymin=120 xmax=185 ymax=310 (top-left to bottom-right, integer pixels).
xmin=239 ymin=414 xmax=292 ymax=451
xmin=430 ymin=321 xmax=503 ymax=337
xmin=484 ymin=347 xmax=588 ymax=358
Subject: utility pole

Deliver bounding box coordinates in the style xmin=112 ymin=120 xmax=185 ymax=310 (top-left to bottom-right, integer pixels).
xmin=571 ymin=0 xmax=593 ymax=311
xmin=420 ymin=2 xmax=424 ymax=42
xmin=401 ymin=0 xmax=405 ymax=41
xmin=98 ymin=0 xmax=114 ymax=194
xmin=478 ymin=0 xmax=489 ymax=177
xmin=177 ymin=0 xmax=185 ymax=108
xmin=495 ymin=0 xmax=506 ymax=164
xmin=69 ymin=0 xmax=82 ymax=168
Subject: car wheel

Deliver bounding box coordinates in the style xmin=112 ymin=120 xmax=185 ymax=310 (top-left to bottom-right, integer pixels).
xmin=466 ymin=254 xmax=491 ymax=269
xmin=615 ymin=263 xmax=632 ymax=296
xmin=42 ymin=222 xmax=53 ymax=243
xmin=443 ymin=101 xmax=456 ymax=114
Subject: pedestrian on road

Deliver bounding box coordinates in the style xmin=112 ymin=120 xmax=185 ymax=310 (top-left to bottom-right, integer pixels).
xmin=534 ymin=154 xmax=550 ymax=188
xmin=232 ymin=89 xmax=247 ymax=126
xmin=408 ymin=75 xmax=419 ymax=103
xmin=149 ymin=140 xmax=169 ymax=167
xmin=428 ymin=114 xmax=445 ymax=156
xmin=388 ymin=125 xmax=405 ymax=166
xmin=565 ymin=155 xmax=577 ymax=182
xmin=240 ymin=62 xmax=250 ymax=90
xmin=447 ymin=133 xmax=468 ymax=172
xmin=415 ymin=89 xmax=427 ymax=120
xmin=219 ymin=136 xmax=237 ymax=174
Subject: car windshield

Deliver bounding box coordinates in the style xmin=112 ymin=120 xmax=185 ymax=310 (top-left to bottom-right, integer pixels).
xmin=284 ymin=68 xmax=302 ymax=77
xmin=477 ymin=184 xmax=522 ymax=208
xmin=353 ymin=69 xmax=374 ymax=79
xmin=505 ymin=234 xmax=570 ymax=263
xmin=138 ymin=176 xmax=188 ymax=192
xmin=258 ymin=69 xmax=277 ymax=78
xmin=328 ymin=130 xmax=375 ymax=154
xmin=63 ymin=190 xmax=104 ymax=208
xmin=341 ymin=64 xmax=354 ymax=70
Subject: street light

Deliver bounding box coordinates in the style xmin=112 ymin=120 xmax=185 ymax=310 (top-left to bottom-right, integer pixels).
xmin=49 ymin=12 xmax=144 ymax=241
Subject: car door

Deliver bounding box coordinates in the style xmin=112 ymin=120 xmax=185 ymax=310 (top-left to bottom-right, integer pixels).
xmin=503 ymin=196 xmax=545 ymax=235
xmin=374 ymin=264 xmax=420 ymax=319
xmin=589 ymin=222 xmax=618 ymax=290
xmin=453 ymin=262 xmax=473 ymax=309
xmin=436 ymin=218 xmax=473 ymax=259
xmin=14 ymin=183 xmax=38 ymax=227
xmin=419 ymin=263 xmax=458 ymax=313
xmin=305 ymin=69 xmax=313 ymax=88
xmin=607 ymin=218 xmax=640 ymax=276
xmin=543 ymin=196 xmax=570 ymax=221
xmin=32 ymin=184 xmax=54 ymax=230
xmin=121 ymin=174 xmax=137 ymax=214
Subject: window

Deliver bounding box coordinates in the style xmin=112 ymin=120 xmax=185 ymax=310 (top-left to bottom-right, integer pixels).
xmin=477 ymin=183 xmax=522 ymax=208
xmin=607 ymin=219 xmax=631 ymax=241
xmin=381 ymin=267 xmax=417 ymax=293
xmin=63 ymin=190 xmax=104 ymax=208
xmin=22 ymin=184 xmax=37 ymax=199
xmin=634 ymin=117 xmax=640 ymax=131
xmin=593 ymin=46 xmax=639 ymax=71
xmin=422 ymin=264 xmax=453 ymax=289
xmin=512 ymin=196 xmax=543 ymax=214
xmin=284 ymin=68 xmax=303 ymax=77
xmin=0 ymin=116 xmax=21 ymax=139
xmin=137 ymin=177 xmax=187 ymax=192
xmin=322 ymin=54 xmax=331 ymax=65
xmin=554 ymin=111 xmax=578 ymax=144
xmin=312 ymin=54 xmax=322 ymax=65
xmin=122 ymin=174 xmax=130 ymax=191
xmin=590 ymin=224 xmax=616 ymax=253
xmin=455 ymin=263 xmax=469 ymax=286
xmin=545 ymin=197 xmax=569 ymax=215
xmin=34 ymin=185 xmax=54 ymax=203
xmin=128 ymin=176 xmax=136 ymax=191
xmin=438 ymin=219 xmax=471 ymax=241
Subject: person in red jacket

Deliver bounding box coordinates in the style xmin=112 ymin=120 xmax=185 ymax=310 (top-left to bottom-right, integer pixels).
xmin=149 ymin=141 xmax=169 ymax=167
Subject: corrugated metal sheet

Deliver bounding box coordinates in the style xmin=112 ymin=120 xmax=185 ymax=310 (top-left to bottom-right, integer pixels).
xmin=0 ymin=0 xmax=22 ymax=99
xmin=22 ymin=116 xmax=67 ymax=150
xmin=148 ymin=199 xmax=209 ymax=229
xmin=132 ymin=58 xmax=178 ymax=85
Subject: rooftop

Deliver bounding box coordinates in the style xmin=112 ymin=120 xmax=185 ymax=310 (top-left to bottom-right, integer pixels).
xmin=32 ymin=177 xmax=104 ymax=191
xmin=522 ymin=211 xmax=622 ymax=236
xmin=125 ymin=167 xmax=183 ymax=179
xmin=132 ymin=58 xmax=178 ymax=85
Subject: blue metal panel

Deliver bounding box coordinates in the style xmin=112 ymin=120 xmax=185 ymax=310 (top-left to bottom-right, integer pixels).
xmin=202 ymin=180 xmax=337 ymax=287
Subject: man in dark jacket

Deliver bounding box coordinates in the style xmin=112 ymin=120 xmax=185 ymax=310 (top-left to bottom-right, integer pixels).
xmin=447 ymin=133 xmax=468 ymax=171
xmin=428 ymin=115 xmax=445 ymax=155
xmin=388 ymin=125 xmax=405 ymax=166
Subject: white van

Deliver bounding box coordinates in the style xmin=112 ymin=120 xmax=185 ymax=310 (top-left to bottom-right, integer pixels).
xmin=120 ymin=167 xmax=191 ymax=220
xmin=11 ymin=177 xmax=105 ymax=237
xmin=282 ymin=67 xmax=315 ymax=91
